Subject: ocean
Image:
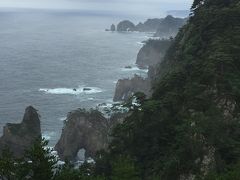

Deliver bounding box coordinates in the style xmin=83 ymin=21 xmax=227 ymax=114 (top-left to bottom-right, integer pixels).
xmin=0 ymin=9 xmax=151 ymax=146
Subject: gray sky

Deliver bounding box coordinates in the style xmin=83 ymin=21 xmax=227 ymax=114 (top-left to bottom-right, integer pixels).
xmin=0 ymin=0 xmax=193 ymax=17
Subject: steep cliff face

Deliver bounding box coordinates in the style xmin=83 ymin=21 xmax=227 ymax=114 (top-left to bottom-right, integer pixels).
xmin=135 ymin=18 xmax=163 ymax=32
xmin=0 ymin=106 xmax=41 ymax=157
xmin=136 ymin=39 xmax=172 ymax=68
xmin=113 ymin=39 xmax=171 ymax=102
xmin=55 ymin=109 xmax=125 ymax=161
xmin=155 ymin=15 xmax=187 ymax=38
xmin=113 ymin=75 xmax=151 ymax=102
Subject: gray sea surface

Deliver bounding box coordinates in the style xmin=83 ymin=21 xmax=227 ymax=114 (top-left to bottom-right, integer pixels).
xmin=0 ymin=9 xmax=151 ymax=146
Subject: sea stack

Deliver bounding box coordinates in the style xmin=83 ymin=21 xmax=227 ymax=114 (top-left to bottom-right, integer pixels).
xmin=0 ymin=106 xmax=41 ymax=157
xmin=110 ymin=24 xmax=116 ymax=31
xmin=55 ymin=109 xmax=109 ymax=161
xmin=117 ymin=20 xmax=135 ymax=31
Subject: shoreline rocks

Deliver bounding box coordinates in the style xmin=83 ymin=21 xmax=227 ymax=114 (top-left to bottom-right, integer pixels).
xmin=113 ymin=75 xmax=151 ymax=102
xmin=0 ymin=106 xmax=41 ymax=157
xmin=117 ymin=20 xmax=136 ymax=32
xmin=107 ymin=16 xmax=187 ymax=38
xmin=55 ymin=109 xmax=127 ymax=161
xmin=136 ymin=39 xmax=172 ymax=68
xmin=113 ymin=39 xmax=172 ymax=102
xmin=154 ymin=15 xmax=187 ymax=37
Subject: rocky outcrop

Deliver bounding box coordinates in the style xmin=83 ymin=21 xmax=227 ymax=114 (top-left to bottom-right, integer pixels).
xmin=155 ymin=15 xmax=187 ymax=38
xmin=110 ymin=24 xmax=116 ymax=31
xmin=55 ymin=109 xmax=126 ymax=161
xmin=113 ymin=39 xmax=172 ymax=102
xmin=113 ymin=75 xmax=151 ymax=102
xmin=117 ymin=20 xmax=136 ymax=31
xmin=136 ymin=39 xmax=172 ymax=68
xmin=135 ymin=18 xmax=163 ymax=32
xmin=0 ymin=106 xmax=41 ymax=157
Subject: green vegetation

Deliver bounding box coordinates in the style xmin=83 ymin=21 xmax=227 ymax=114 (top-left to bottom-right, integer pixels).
xmin=1 ymin=0 xmax=240 ymax=179
xmin=103 ymin=0 xmax=240 ymax=179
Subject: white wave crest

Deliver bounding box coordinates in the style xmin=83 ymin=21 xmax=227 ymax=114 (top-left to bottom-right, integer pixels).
xmin=121 ymin=66 xmax=148 ymax=73
xmin=42 ymin=131 xmax=56 ymax=140
xmin=39 ymin=86 xmax=103 ymax=95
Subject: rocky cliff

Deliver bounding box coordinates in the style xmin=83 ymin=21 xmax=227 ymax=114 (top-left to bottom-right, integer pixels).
xmin=136 ymin=39 xmax=172 ymax=68
xmin=113 ymin=75 xmax=151 ymax=102
xmin=113 ymin=39 xmax=172 ymax=102
xmin=135 ymin=18 xmax=163 ymax=32
xmin=117 ymin=20 xmax=135 ymax=31
xmin=111 ymin=16 xmax=186 ymax=35
xmin=155 ymin=15 xmax=187 ymax=38
xmin=0 ymin=106 xmax=41 ymax=157
xmin=55 ymin=109 xmax=126 ymax=161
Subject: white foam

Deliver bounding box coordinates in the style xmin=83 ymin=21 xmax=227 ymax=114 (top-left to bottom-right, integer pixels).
xmin=42 ymin=131 xmax=56 ymax=140
xmin=59 ymin=117 xmax=67 ymax=121
xmin=121 ymin=66 xmax=148 ymax=73
xmin=137 ymin=41 xmax=145 ymax=45
xmin=39 ymin=86 xmax=103 ymax=95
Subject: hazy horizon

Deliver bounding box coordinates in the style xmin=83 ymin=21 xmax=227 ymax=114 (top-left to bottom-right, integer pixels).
xmin=0 ymin=0 xmax=193 ymax=18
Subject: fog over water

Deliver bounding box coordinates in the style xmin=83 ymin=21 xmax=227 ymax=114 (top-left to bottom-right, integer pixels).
xmin=0 ymin=0 xmax=193 ymax=18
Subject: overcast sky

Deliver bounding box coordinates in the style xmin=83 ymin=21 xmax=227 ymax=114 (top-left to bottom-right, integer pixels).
xmin=0 ymin=0 xmax=193 ymax=17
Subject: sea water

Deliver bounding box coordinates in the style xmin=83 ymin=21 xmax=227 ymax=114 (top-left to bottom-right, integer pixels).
xmin=0 ymin=9 xmax=151 ymax=145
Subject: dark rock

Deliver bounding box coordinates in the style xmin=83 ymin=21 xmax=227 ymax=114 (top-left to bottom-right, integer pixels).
xmin=73 ymin=88 xmax=77 ymax=91
xmin=0 ymin=106 xmax=41 ymax=157
xmin=136 ymin=18 xmax=163 ymax=32
xmin=154 ymin=15 xmax=187 ymax=38
xmin=125 ymin=65 xmax=132 ymax=69
xmin=55 ymin=109 xmax=126 ymax=160
xmin=113 ymin=74 xmax=151 ymax=102
xmin=117 ymin=20 xmax=136 ymax=31
xmin=136 ymin=39 xmax=172 ymax=68
xmin=83 ymin=88 xmax=91 ymax=91
xmin=110 ymin=24 xmax=116 ymax=31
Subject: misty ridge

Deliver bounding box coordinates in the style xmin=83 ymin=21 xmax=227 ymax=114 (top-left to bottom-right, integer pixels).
xmin=0 ymin=0 xmax=240 ymax=180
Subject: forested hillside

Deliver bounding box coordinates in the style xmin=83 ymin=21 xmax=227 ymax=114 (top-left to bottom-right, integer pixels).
xmin=0 ymin=0 xmax=240 ymax=179
xmin=105 ymin=0 xmax=240 ymax=179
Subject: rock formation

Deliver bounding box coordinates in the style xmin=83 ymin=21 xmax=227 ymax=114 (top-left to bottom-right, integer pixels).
xmin=136 ymin=39 xmax=172 ymax=68
xmin=110 ymin=24 xmax=116 ymax=31
xmin=113 ymin=75 xmax=151 ymax=102
xmin=109 ymin=16 xmax=186 ymax=35
xmin=117 ymin=20 xmax=136 ymax=32
xmin=135 ymin=18 xmax=163 ymax=32
xmin=55 ymin=109 xmax=126 ymax=161
xmin=113 ymin=39 xmax=172 ymax=102
xmin=0 ymin=106 xmax=41 ymax=157
xmin=155 ymin=15 xmax=187 ymax=38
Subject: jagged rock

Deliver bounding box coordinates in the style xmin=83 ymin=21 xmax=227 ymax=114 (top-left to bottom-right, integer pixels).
xmin=113 ymin=75 xmax=151 ymax=102
xmin=110 ymin=24 xmax=116 ymax=31
xmin=55 ymin=109 xmax=126 ymax=160
xmin=136 ymin=39 xmax=172 ymax=68
xmin=0 ymin=106 xmax=41 ymax=157
xmin=117 ymin=20 xmax=135 ymax=31
xmin=155 ymin=15 xmax=187 ymax=38
xmin=83 ymin=88 xmax=91 ymax=91
xmin=135 ymin=18 xmax=163 ymax=32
